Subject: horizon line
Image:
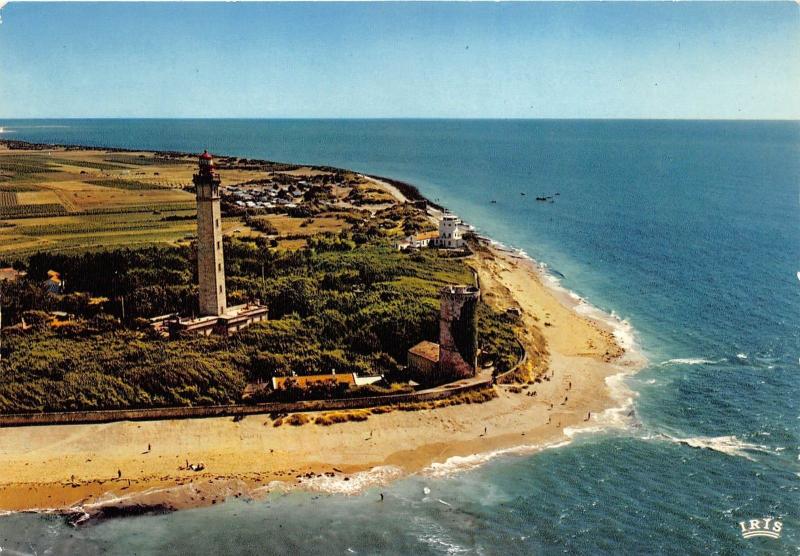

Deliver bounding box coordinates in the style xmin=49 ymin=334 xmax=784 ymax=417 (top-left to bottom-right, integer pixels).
xmin=1 ymin=116 xmax=799 ymax=123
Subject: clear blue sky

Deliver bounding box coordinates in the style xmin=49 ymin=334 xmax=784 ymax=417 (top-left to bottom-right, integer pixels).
xmin=1 ymin=2 xmax=798 ymax=119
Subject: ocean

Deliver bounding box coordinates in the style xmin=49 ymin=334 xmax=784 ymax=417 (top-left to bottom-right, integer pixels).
xmin=0 ymin=119 xmax=797 ymax=555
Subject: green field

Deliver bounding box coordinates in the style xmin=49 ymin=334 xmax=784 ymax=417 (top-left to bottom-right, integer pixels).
xmin=103 ymin=154 xmax=190 ymax=166
xmin=86 ymin=178 xmax=170 ymax=191
xmin=0 ymin=210 xmax=201 ymax=258
xmin=0 ymin=147 xmax=211 ymax=256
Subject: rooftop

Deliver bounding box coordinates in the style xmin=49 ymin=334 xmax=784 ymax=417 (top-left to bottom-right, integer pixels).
xmin=414 ymin=230 xmax=439 ymax=241
xmin=441 ymin=284 xmax=479 ymax=296
xmin=0 ymin=268 xmax=25 ymax=281
xmin=408 ymin=340 xmax=440 ymax=363
xmin=218 ymin=303 xmax=269 ymax=321
xmin=272 ymin=373 xmax=356 ymax=390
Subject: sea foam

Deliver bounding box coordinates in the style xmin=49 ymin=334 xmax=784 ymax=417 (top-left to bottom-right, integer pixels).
xmin=562 ymin=372 xmax=641 ymax=442
xmin=422 ymin=439 xmax=572 ymax=479
xmin=659 ymin=358 xmax=723 ymax=366
xmin=294 ymin=465 xmax=405 ymax=495
xmin=653 ymin=434 xmax=771 ymax=461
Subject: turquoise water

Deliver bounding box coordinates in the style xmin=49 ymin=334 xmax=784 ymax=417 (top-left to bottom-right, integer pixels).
xmin=0 ymin=119 xmax=798 ymax=554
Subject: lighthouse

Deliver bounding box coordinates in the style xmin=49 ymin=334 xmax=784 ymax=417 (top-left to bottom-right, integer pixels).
xmin=160 ymin=151 xmax=267 ymax=338
xmin=193 ymin=150 xmax=226 ymax=316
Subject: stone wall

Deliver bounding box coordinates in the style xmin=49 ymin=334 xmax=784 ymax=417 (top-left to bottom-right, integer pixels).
xmin=0 ymin=380 xmax=493 ymax=428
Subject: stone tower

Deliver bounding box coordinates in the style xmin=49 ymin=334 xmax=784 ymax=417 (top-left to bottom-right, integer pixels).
xmin=193 ymin=150 xmax=226 ymax=316
xmin=439 ymin=285 xmax=480 ymax=379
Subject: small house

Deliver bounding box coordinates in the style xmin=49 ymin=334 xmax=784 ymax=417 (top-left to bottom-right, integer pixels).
xmin=407 ymin=340 xmax=440 ymax=384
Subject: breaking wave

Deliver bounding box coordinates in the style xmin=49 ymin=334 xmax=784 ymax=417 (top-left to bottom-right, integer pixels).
xmin=652 ymin=434 xmax=772 ymax=461
xmin=422 ymin=439 xmax=572 ymax=479
xmin=659 ymin=358 xmax=723 ymax=366
xmin=422 ymin=369 xmax=642 ymax=480
xmin=294 ymin=465 xmax=405 ymax=495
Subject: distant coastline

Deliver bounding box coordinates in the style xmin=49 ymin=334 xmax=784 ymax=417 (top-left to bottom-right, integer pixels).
xmin=0 ymin=137 xmax=444 ymax=211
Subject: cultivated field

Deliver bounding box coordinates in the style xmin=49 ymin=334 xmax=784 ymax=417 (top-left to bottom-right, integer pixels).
xmin=0 ymin=143 xmax=404 ymax=258
xmin=0 ymin=145 xmax=275 ymax=257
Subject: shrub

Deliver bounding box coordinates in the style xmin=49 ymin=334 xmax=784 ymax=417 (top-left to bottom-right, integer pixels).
xmin=314 ymin=410 xmax=370 ymax=426
xmin=285 ymin=413 xmax=310 ymax=426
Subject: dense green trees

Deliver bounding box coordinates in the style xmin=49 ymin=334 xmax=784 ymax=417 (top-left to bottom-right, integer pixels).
xmin=0 ymin=234 xmax=520 ymax=412
xmin=0 ymin=330 xmax=244 ymax=412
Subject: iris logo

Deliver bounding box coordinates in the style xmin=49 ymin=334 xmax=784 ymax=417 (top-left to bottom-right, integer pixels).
xmin=739 ymin=517 xmax=782 ymax=540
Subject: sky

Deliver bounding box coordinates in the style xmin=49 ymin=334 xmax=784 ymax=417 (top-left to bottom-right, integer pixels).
xmin=0 ymin=2 xmax=798 ymax=119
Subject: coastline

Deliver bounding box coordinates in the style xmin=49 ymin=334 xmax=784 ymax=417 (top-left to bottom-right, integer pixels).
xmin=0 ymin=145 xmax=646 ymax=520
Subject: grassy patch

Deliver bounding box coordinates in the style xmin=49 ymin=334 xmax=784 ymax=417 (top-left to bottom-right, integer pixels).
xmin=86 ymin=179 xmax=168 ymax=191
xmin=0 ymin=203 xmax=67 ymax=219
xmin=46 ymin=157 xmax=130 ymax=171
xmin=0 ymin=156 xmax=60 ymax=175
xmin=103 ymin=155 xmax=190 ymax=166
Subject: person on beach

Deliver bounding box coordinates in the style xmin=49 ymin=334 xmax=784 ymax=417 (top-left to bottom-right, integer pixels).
xmin=117 ymin=469 xmax=121 ymax=479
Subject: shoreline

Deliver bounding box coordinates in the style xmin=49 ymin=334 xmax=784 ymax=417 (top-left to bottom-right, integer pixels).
xmin=0 ymin=143 xmax=647 ymax=520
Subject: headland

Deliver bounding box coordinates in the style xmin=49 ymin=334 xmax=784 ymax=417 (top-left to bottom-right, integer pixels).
xmin=0 ymin=141 xmax=644 ymax=520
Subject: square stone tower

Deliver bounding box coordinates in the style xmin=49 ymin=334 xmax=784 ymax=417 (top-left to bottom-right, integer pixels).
xmin=193 ymin=150 xmax=226 ymax=316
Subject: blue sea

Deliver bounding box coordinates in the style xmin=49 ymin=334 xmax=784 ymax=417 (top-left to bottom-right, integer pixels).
xmin=0 ymin=119 xmax=797 ymax=555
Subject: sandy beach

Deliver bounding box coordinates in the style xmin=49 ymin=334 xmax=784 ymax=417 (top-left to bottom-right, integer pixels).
xmin=0 ymin=236 xmax=644 ymax=519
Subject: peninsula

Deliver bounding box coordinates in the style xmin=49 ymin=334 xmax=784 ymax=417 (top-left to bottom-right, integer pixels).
xmin=0 ymin=141 xmax=641 ymax=520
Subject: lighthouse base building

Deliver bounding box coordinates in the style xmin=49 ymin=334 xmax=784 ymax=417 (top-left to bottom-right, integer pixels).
xmin=168 ymin=303 xmax=268 ymax=338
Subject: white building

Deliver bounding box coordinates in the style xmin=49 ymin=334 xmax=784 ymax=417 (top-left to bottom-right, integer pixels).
xmin=432 ymin=214 xmax=465 ymax=249
xmin=394 ymin=230 xmax=439 ymax=250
